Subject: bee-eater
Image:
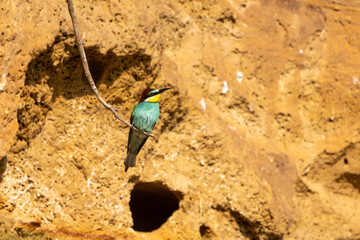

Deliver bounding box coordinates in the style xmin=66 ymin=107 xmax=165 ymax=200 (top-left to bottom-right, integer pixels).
xmin=124 ymin=88 xmax=171 ymax=172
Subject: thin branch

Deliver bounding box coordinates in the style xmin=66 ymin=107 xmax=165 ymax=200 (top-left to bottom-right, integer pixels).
xmin=66 ymin=0 xmax=155 ymax=138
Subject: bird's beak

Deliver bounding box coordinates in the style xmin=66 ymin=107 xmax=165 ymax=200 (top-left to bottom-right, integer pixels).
xmin=158 ymin=87 xmax=171 ymax=94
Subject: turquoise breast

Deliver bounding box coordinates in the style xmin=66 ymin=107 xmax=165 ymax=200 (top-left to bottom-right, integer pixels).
xmin=131 ymin=102 xmax=160 ymax=132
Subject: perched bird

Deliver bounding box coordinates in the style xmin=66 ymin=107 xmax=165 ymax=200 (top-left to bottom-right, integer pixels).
xmin=124 ymin=88 xmax=171 ymax=172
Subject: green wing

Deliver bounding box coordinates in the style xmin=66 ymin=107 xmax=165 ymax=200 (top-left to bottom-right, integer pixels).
xmin=127 ymin=102 xmax=159 ymax=155
xmin=127 ymin=115 xmax=150 ymax=155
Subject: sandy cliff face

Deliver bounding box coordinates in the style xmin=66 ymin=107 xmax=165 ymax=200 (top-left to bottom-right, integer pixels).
xmin=0 ymin=0 xmax=359 ymax=239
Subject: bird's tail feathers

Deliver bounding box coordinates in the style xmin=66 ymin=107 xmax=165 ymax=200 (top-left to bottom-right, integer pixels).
xmin=124 ymin=152 xmax=136 ymax=172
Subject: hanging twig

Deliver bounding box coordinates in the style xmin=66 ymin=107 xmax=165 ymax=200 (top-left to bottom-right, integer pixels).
xmin=66 ymin=0 xmax=155 ymax=138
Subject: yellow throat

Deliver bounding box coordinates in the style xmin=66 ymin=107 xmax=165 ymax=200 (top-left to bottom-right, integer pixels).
xmin=145 ymin=94 xmax=160 ymax=103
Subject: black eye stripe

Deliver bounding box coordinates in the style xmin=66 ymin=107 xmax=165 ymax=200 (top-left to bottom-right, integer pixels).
xmin=146 ymin=92 xmax=158 ymax=98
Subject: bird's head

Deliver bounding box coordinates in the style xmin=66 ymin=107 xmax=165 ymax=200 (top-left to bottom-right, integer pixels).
xmin=139 ymin=88 xmax=171 ymax=103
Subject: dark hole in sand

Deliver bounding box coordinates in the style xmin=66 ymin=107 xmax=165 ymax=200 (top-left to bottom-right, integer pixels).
xmin=130 ymin=181 xmax=183 ymax=232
